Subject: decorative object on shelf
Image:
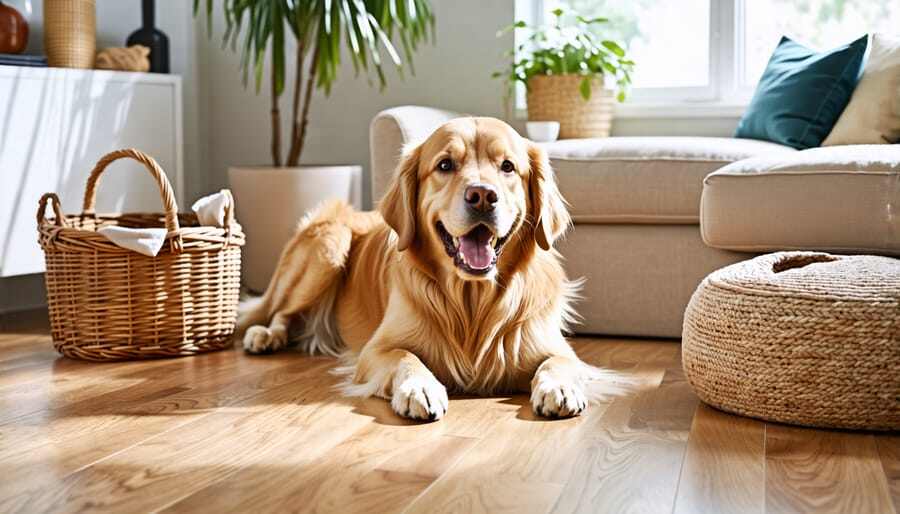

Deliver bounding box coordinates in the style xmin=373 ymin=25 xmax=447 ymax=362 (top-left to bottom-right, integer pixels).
xmin=36 ymin=148 xmax=245 ymax=361
xmin=197 ymin=0 xmax=435 ymax=292
xmin=95 ymin=44 xmax=149 ymax=72
xmin=496 ymin=7 xmax=634 ymax=139
xmin=682 ymin=252 xmax=900 ymax=431
xmin=0 ymin=52 xmax=44 ymax=66
xmin=0 ymin=1 xmax=28 ymax=53
xmin=43 ymin=0 xmax=95 ymax=68
xmin=526 ymin=121 xmax=560 ymax=143
xmin=126 ymin=0 xmax=168 ymax=73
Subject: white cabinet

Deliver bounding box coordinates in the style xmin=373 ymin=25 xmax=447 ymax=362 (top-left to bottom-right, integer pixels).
xmin=0 ymin=66 xmax=183 ymax=277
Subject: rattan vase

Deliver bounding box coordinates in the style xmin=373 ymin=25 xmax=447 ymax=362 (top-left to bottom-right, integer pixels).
xmin=43 ymin=0 xmax=95 ymax=68
xmin=526 ymin=74 xmax=614 ymax=139
xmin=37 ymin=149 xmax=245 ymax=361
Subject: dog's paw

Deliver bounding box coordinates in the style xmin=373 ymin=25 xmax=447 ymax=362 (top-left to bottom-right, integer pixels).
xmin=242 ymin=325 xmax=285 ymax=354
xmin=531 ymin=374 xmax=587 ymax=419
xmin=391 ymin=375 xmax=448 ymax=421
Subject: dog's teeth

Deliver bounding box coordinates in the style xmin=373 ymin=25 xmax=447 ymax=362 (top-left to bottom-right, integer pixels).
xmin=459 ymin=250 xmax=467 ymax=264
xmin=453 ymin=236 xmax=459 ymax=248
xmin=491 ymin=236 xmax=497 ymax=247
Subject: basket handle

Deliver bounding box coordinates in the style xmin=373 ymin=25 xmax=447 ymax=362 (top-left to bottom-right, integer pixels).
xmin=37 ymin=193 xmax=66 ymax=227
xmin=82 ymin=149 xmax=181 ymax=234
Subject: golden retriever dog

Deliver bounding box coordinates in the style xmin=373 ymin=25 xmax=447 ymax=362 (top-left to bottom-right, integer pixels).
xmin=239 ymin=117 xmax=622 ymax=421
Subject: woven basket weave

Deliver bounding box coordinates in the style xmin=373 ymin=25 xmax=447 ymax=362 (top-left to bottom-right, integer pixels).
xmin=37 ymin=149 xmax=245 ymax=361
xmin=43 ymin=0 xmax=96 ymax=69
xmin=526 ymin=74 xmax=614 ymax=139
xmin=683 ymin=252 xmax=900 ymax=430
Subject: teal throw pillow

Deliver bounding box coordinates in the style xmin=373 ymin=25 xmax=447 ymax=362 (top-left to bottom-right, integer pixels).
xmin=735 ymin=35 xmax=868 ymax=149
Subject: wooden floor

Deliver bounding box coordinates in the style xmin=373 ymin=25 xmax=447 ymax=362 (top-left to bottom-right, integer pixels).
xmin=0 ymin=311 xmax=898 ymax=514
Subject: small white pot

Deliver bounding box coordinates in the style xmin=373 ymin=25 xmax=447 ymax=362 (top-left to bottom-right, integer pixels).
xmin=229 ymin=165 xmax=362 ymax=292
xmin=526 ymin=121 xmax=561 ymax=143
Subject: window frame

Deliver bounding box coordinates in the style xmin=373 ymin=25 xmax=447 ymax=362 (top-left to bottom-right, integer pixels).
xmin=517 ymin=0 xmax=756 ymax=117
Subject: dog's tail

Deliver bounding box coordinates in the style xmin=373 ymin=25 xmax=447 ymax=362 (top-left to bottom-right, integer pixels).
xmin=235 ymin=199 xmax=356 ymax=354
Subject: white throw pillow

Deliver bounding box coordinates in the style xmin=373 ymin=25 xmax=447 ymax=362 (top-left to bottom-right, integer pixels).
xmin=823 ymin=33 xmax=900 ymax=146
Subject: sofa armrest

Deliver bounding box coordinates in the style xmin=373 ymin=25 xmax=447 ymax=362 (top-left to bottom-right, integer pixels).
xmin=369 ymin=106 xmax=462 ymax=203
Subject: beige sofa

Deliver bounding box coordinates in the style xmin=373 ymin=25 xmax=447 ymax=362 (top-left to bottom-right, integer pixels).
xmin=370 ymin=106 xmax=900 ymax=338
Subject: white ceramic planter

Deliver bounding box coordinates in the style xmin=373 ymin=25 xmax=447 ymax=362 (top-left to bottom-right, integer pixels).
xmin=229 ymin=165 xmax=362 ymax=292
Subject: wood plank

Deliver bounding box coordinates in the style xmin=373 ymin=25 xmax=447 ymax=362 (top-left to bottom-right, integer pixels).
xmin=765 ymin=425 xmax=895 ymax=514
xmin=0 ymin=352 xmax=222 ymax=423
xmin=877 ymin=435 xmax=900 ymax=514
xmin=1 ymin=358 xmax=354 ymax=513
xmin=402 ymin=341 xmax=687 ymax=514
xmin=549 ymin=348 xmax=697 ymax=514
xmin=0 ymin=334 xmax=56 ymax=366
xmin=549 ymin=399 xmax=690 ymax=514
xmin=672 ymin=404 xmax=765 ymax=514
xmin=165 ymin=417 xmax=479 ymax=514
xmin=162 ymin=369 xmax=525 ymax=513
xmin=0 ymin=352 xmax=331 ymax=501
xmin=628 ymin=351 xmax=698 ymax=432
xmin=1 ymin=319 xmax=896 ymax=514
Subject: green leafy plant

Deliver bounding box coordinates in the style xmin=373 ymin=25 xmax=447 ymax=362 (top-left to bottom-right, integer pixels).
xmin=495 ymin=7 xmax=634 ymax=103
xmin=195 ymin=0 xmax=435 ymax=167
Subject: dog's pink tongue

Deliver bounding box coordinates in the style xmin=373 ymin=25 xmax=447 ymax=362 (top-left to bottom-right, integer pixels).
xmin=459 ymin=227 xmax=494 ymax=270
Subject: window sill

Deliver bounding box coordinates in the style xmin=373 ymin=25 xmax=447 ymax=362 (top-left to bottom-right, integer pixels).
xmin=614 ymin=102 xmax=747 ymax=119
xmin=515 ymin=101 xmax=747 ymax=121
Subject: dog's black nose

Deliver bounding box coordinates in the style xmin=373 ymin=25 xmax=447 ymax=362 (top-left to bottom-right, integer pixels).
xmin=464 ymin=183 xmax=498 ymax=213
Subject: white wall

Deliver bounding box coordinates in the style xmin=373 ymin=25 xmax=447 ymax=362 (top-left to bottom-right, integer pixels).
xmin=203 ymin=0 xmax=518 ymax=209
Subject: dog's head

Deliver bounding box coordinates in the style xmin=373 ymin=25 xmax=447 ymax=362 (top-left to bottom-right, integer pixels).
xmin=380 ymin=117 xmax=570 ymax=281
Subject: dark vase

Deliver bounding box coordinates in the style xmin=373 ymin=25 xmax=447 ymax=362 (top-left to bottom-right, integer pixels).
xmin=126 ymin=0 xmax=168 ymax=73
xmin=0 ymin=1 xmax=28 ymax=54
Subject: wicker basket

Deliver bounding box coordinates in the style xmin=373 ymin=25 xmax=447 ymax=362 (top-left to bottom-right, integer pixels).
xmin=526 ymin=74 xmax=614 ymax=139
xmin=43 ymin=0 xmax=96 ymax=69
xmin=682 ymin=252 xmax=900 ymax=431
xmin=37 ymin=149 xmax=245 ymax=361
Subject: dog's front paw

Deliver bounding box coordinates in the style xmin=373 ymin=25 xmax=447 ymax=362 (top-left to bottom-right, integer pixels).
xmin=531 ymin=374 xmax=587 ymax=418
xmin=391 ymin=375 xmax=448 ymax=421
xmin=242 ymin=325 xmax=285 ymax=354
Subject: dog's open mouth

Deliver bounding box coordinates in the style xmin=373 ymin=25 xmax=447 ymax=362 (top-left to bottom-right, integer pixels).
xmin=436 ymin=221 xmax=510 ymax=275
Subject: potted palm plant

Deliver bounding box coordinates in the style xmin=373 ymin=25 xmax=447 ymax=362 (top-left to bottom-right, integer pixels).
xmin=196 ymin=0 xmax=434 ymax=291
xmin=497 ymin=8 xmax=634 ymax=139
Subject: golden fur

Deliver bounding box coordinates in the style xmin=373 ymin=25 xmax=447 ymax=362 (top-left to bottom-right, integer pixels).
xmin=240 ymin=117 xmax=622 ymax=420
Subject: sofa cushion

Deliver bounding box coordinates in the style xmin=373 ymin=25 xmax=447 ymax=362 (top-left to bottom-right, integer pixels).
xmin=734 ymin=35 xmax=868 ymax=149
xmin=824 ymin=33 xmax=900 ymax=146
xmin=543 ymin=137 xmax=796 ymax=224
xmin=702 ymin=145 xmax=900 ymax=255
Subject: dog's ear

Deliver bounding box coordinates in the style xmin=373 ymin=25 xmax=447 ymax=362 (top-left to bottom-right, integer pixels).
xmin=379 ymin=143 xmax=422 ymax=251
xmin=527 ymin=143 xmax=571 ymax=251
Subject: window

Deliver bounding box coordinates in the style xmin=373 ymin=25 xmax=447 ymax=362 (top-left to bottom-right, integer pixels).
xmin=741 ymin=0 xmax=900 ymax=87
xmin=518 ymin=0 xmax=900 ymax=112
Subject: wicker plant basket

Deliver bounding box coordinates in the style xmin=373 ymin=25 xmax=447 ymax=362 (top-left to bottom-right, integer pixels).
xmin=37 ymin=149 xmax=245 ymax=361
xmin=682 ymin=252 xmax=900 ymax=431
xmin=526 ymin=74 xmax=614 ymax=139
xmin=43 ymin=0 xmax=96 ymax=69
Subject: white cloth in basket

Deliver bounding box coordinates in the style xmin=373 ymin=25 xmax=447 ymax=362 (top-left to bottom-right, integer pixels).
xmin=98 ymin=191 xmax=231 ymax=257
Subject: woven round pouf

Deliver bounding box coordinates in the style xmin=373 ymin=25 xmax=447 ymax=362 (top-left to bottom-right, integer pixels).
xmin=682 ymin=252 xmax=900 ymax=431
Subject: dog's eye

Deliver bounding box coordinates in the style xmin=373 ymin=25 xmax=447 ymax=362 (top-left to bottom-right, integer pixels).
xmin=437 ymin=158 xmax=454 ymax=172
xmin=500 ymin=160 xmax=515 ymax=173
